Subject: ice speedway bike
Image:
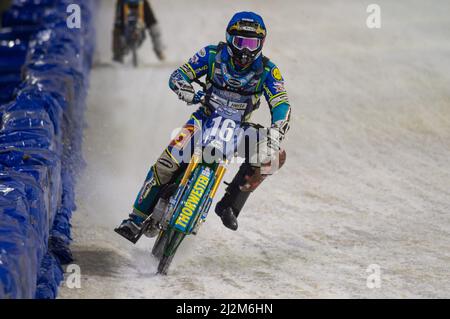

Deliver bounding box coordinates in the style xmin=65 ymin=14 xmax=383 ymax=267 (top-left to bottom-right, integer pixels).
xmin=121 ymin=86 xmax=254 ymax=275
xmin=122 ymin=0 xmax=146 ymax=67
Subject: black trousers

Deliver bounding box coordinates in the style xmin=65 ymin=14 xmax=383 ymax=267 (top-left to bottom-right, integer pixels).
xmin=217 ymin=163 xmax=256 ymax=218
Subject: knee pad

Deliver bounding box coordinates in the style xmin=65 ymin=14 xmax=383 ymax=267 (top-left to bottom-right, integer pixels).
xmin=153 ymin=149 xmax=180 ymax=185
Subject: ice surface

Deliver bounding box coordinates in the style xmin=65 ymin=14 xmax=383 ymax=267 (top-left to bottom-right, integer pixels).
xmin=58 ymin=0 xmax=450 ymax=298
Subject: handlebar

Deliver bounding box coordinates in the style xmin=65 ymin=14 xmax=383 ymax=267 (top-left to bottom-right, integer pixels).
xmin=191 ymin=79 xmax=208 ymax=106
xmin=189 ymin=79 xmax=235 ymax=114
xmin=191 ymin=91 xmax=218 ymax=115
xmin=192 ymin=91 xmax=206 ymax=105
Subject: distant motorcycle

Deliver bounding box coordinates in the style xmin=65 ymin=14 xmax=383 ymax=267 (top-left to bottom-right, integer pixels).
xmin=120 ymin=89 xmax=249 ymax=275
xmin=122 ymin=0 xmax=146 ymax=67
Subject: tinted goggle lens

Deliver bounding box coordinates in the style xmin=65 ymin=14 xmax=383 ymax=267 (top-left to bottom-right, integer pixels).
xmin=232 ymin=36 xmax=261 ymax=51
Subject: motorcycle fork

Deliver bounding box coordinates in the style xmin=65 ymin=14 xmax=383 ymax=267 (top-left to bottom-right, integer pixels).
xmin=193 ymin=161 xmax=228 ymax=233
xmin=181 ymin=155 xmax=227 ymax=202
xmin=209 ymin=164 xmax=227 ymax=199
xmin=180 ymin=151 xmax=201 ymax=187
xmin=165 ymin=151 xmax=201 ymax=225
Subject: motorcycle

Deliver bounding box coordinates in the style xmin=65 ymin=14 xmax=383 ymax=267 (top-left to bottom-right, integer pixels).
xmin=126 ymin=89 xmax=248 ymax=275
xmin=122 ymin=0 xmax=146 ymax=67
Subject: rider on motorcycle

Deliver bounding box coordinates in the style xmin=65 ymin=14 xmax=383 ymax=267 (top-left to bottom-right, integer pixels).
xmin=116 ymin=11 xmax=291 ymax=239
xmin=113 ymin=0 xmax=165 ymax=62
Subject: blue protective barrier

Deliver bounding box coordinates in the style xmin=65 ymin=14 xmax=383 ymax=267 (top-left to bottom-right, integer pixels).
xmin=0 ymin=0 xmax=97 ymax=298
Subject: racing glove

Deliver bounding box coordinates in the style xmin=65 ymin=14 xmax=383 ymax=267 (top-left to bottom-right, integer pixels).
xmin=175 ymin=82 xmax=195 ymax=104
xmin=266 ymin=127 xmax=282 ymax=154
xmin=271 ymin=119 xmax=290 ymax=143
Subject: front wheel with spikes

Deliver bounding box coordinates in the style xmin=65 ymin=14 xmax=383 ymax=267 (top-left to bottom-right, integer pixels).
xmin=152 ymin=230 xmax=169 ymax=260
xmin=157 ymin=254 xmax=175 ymax=275
xmin=156 ymin=230 xmax=185 ymax=275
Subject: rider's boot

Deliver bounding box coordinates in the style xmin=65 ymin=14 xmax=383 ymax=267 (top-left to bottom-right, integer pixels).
xmin=215 ymin=163 xmax=260 ymax=231
xmin=115 ymin=209 xmax=146 ymax=243
xmin=215 ymin=206 xmax=239 ymax=231
xmin=115 ymin=167 xmax=163 ymax=243
xmin=148 ymin=23 xmax=165 ymax=60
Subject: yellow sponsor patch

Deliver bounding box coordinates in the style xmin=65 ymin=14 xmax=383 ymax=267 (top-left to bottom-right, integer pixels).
xmin=272 ymin=67 xmax=282 ymax=81
xmin=175 ymin=173 xmax=210 ymax=229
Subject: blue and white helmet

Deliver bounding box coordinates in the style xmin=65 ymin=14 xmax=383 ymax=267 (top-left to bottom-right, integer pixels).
xmin=226 ymin=12 xmax=267 ymax=67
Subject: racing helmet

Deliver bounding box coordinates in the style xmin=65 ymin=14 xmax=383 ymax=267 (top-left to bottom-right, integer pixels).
xmin=226 ymin=12 xmax=267 ymax=68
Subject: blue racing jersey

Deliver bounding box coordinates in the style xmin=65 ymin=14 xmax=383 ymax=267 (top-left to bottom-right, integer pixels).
xmin=169 ymin=43 xmax=291 ymax=135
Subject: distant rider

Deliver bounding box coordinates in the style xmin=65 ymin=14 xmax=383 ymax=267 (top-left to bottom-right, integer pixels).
xmin=116 ymin=12 xmax=291 ymax=240
xmin=113 ymin=0 xmax=165 ymax=62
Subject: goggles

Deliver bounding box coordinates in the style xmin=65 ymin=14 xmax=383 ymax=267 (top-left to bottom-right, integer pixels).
xmin=231 ymin=36 xmax=261 ymax=52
